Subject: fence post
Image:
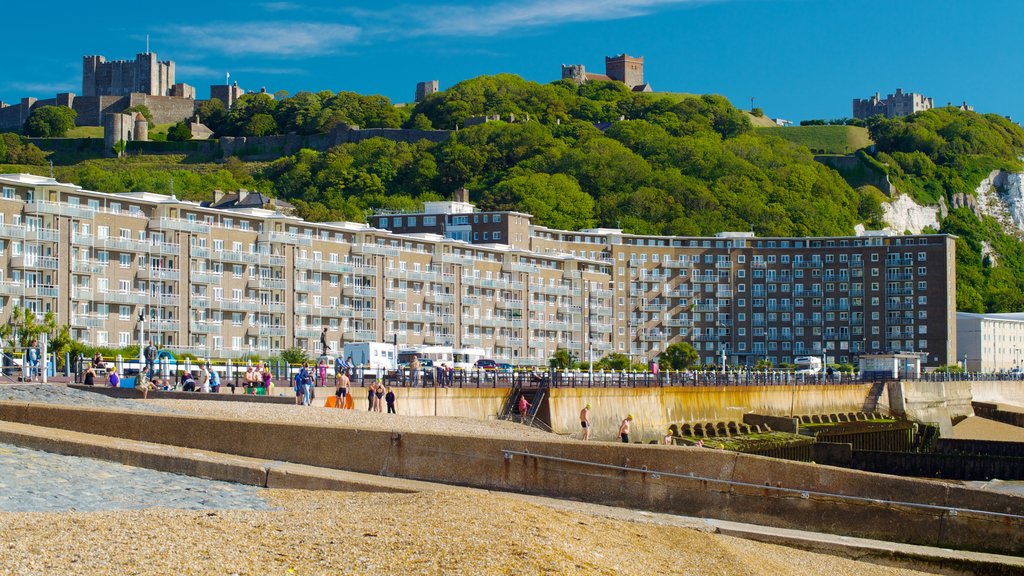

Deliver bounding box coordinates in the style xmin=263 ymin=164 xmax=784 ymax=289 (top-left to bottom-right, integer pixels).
xmin=64 ymin=352 xmax=71 ymax=377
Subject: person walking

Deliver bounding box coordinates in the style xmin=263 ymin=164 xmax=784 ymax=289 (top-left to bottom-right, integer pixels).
xmin=209 ymin=367 xmax=221 ymax=393
xmin=619 ymin=414 xmax=633 ymax=443
xmin=385 ymin=386 xmax=396 ymax=414
xmin=518 ymin=394 xmax=531 ymax=422
xmin=580 ymin=404 xmax=592 ymax=440
xmin=144 ymin=341 xmax=157 ymax=379
xmin=410 ymin=355 xmax=421 ymax=387
xmin=300 ymin=362 xmax=314 ymax=406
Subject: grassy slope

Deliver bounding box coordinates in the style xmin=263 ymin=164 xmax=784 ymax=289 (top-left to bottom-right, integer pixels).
xmin=756 ymin=125 xmax=874 ymax=155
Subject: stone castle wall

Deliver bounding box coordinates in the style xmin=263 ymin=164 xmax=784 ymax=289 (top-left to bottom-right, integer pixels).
xmin=0 ymin=94 xmax=197 ymax=130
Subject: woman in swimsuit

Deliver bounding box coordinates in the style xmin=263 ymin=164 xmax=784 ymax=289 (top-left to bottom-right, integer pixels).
xmin=374 ymin=382 xmax=384 ymax=412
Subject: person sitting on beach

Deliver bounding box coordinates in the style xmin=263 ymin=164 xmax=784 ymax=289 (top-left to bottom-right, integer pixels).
xmin=107 ymin=366 xmax=120 ymax=388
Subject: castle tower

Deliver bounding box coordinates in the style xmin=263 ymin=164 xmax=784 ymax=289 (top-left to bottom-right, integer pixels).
xmin=82 ymin=55 xmax=105 ymax=97
xmin=605 ymin=54 xmax=644 ymax=89
xmin=415 ymin=80 xmax=439 ymax=103
xmin=133 ymin=113 xmax=149 ymax=142
xmin=561 ymin=64 xmax=588 ymax=85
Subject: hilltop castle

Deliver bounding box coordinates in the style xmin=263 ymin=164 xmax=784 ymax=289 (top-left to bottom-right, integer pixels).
xmin=852 ymin=88 xmax=934 ymax=119
xmin=0 ymin=51 xmax=247 ymax=131
xmin=561 ymin=53 xmax=652 ymax=92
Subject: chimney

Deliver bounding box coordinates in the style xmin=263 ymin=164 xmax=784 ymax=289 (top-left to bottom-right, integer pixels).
xmin=238 ymin=189 xmax=250 ymax=203
xmin=454 ymin=187 xmax=469 ymax=203
xmin=213 ymin=190 xmax=225 ymax=204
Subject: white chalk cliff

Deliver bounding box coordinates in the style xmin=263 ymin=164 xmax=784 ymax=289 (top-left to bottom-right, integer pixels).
xmin=882 ymin=193 xmax=940 ymax=234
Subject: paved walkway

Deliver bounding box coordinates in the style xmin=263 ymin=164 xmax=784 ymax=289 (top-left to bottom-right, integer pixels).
xmin=0 ymin=384 xmax=173 ymax=412
xmin=0 ymin=442 xmax=270 ymax=513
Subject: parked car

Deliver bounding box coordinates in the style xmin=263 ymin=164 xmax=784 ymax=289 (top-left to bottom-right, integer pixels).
xmin=497 ymin=363 xmax=514 ymax=372
xmin=474 ymin=359 xmax=498 ymax=370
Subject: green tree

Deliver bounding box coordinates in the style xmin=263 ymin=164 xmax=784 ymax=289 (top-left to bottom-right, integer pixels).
xmin=596 ymin=353 xmax=630 ymax=370
xmin=482 ymin=173 xmax=595 ymax=230
xmin=659 ymin=342 xmax=698 ymax=370
xmin=196 ymin=98 xmax=228 ymax=135
xmin=280 ymin=346 xmax=309 ymax=366
xmin=167 ymin=121 xmax=192 ymax=142
xmin=244 ymin=113 xmax=277 ymax=137
xmin=23 ymin=106 xmax=77 ymax=137
xmin=548 ymin=348 xmax=571 ymax=369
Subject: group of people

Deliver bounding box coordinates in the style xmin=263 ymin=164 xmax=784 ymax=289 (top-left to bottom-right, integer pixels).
xmin=366 ymin=382 xmax=397 ymax=413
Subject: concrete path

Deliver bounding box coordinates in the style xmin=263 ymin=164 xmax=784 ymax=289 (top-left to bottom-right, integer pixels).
xmin=0 ymin=419 xmax=1020 ymax=575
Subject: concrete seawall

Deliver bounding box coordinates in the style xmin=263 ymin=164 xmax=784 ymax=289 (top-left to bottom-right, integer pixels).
xmin=547 ymin=385 xmax=875 ymax=442
xmin=1 ymin=400 xmax=1021 ymax=555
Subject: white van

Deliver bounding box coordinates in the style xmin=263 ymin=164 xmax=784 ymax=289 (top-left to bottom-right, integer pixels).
xmin=344 ymin=342 xmax=397 ymax=371
xmin=453 ymin=347 xmax=486 ymax=370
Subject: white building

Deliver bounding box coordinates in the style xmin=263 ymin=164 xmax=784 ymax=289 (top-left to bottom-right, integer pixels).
xmin=956 ymin=312 xmax=1024 ymax=371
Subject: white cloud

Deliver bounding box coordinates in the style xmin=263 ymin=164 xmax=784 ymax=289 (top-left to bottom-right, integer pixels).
xmin=5 ymin=80 xmax=77 ymax=96
xmin=381 ymin=0 xmax=716 ymax=37
xmin=176 ymin=64 xmax=221 ymax=77
xmin=171 ymin=22 xmax=361 ymax=57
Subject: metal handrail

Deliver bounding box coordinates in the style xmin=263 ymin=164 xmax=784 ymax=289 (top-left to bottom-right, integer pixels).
xmin=500 ymin=450 xmax=1024 ymax=521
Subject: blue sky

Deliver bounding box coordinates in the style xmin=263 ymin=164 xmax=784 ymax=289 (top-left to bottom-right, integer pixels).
xmin=2 ymin=0 xmax=1021 ymax=122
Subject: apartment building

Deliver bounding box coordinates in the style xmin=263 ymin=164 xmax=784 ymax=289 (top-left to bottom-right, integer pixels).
xmin=0 ymin=173 xmax=956 ymax=367
xmin=377 ymin=202 xmax=956 ymax=367
xmin=0 ymin=174 xmax=611 ymax=366
xmin=956 ymin=312 xmax=1024 ymax=371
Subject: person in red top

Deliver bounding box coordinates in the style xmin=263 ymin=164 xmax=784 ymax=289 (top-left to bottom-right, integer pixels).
xmin=518 ymin=395 xmax=531 ymax=421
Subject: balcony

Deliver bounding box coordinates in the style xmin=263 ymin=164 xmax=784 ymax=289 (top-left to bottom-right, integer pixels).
xmin=295 ymin=327 xmax=322 ymax=339
xmin=641 ymin=302 xmax=669 ymax=312
xmin=665 ymin=318 xmax=693 ymax=327
xmin=510 ymin=262 xmax=539 ymax=274
xmin=218 ymin=299 xmax=260 ymax=312
xmin=424 ymin=292 xmax=455 ymax=304
xmin=793 ymin=260 xmax=820 ymax=269
xmin=886 ymin=258 xmax=915 ymax=267
xmin=189 ymin=272 xmax=220 ymax=284
xmin=384 ymin=289 xmax=407 ymax=300
xmin=191 ymin=296 xmax=210 ymax=308
xmin=692 ymin=275 xmax=718 ymax=283
xmin=149 ymin=319 xmax=180 ymax=332
xmin=137 ymin=267 xmax=180 ymax=281
xmin=256 ymin=277 xmax=287 ymax=290
xmin=72 ymin=261 xmax=108 ymax=275
xmin=0 ymin=224 xmax=28 ymax=240
xmin=10 ymin=255 xmax=59 ymax=270
xmin=25 ymin=200 xmax=95 ymax=219
xmin=495 ymin=299 xmax=523 ymax=310
xmin=96 ymin=291 xmax=150 ymax=305
xmin=218 ymin=251 xmax=262 ymax=265
xmin=190 ymin=321 xmax=221 ymax=334
xmin=886 ymin=273 xmax=914 ymax=281
xmin=354 ymin=243 xmax=400 ymax=257
xmin=528 ymin=301 xmax=547 ymax=312
xmin=151 ymin=218 xmax=211 ymax=234
xmin=640 ymin=331 xmax=668 ymax=342
xmin=101 ymin=237 xmax=148 ymax=253
xmin=352 ymin=329 xmax=377 ymax=341
xmin=191 ymin=246 xmax=211 ymax=259
xmin=693 ymin=304 xmax=718 ymax=312
xmin=344 ymin=286 xmax=377 ymax=298
xmin=295 ymin=280 xmax=320 ymax=293
xmin=887 ymin=287 xmax=915 ymax=296
xmin=254 ymin=325 xmax=287 ymax=337
xmin=71 ymin=314 xmax=105 ymax=328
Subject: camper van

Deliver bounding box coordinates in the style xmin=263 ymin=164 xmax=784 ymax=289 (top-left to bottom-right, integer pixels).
xmin=397 ymin=345 xmax=454 ymax=367
xmin=453 ymin=347 xmax=486 ymax=370
xmin=793 ymin=356 xmax=823 ymax=374
xmin=343 ymin=342 xmax=397 ymax=371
